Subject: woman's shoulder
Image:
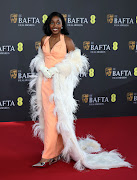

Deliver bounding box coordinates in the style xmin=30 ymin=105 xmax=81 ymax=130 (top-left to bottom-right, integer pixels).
xmin=64 ymin=35 xmax=73 ymax=43
xmin=41 ymin=35 xmax=48 ymax=48
xmin=64 ymin=35 xmax=75 ymax=52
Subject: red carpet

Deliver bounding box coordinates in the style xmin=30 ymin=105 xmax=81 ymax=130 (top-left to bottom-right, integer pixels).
xmin=0 ymin=116 xmax=137 ymax=180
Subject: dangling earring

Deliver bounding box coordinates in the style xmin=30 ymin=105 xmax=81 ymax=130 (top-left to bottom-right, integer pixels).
xmin=61 ymin=26 xmax=63 ymax=29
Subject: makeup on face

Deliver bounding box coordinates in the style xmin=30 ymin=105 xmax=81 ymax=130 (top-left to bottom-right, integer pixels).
xmin=50 ymin=16 xmax=62 ymax=34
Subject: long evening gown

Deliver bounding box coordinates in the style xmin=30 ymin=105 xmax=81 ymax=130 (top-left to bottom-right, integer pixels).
xmin=41 ymin=33 xmax=66 ymax=159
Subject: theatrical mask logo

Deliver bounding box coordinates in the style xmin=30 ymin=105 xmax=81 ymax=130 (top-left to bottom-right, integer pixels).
xmin=10 ymin=14 xmax=18 ymax=23
xmin=105 ymin=67 xmax=112 ymax=76
xmin=10 ymin=69 xmax=17 ymax=79
xmin=10 ymin=69 xmax=33 ymax=82
xmin=107 ymin=14 xmax=114 ymax=23
xmin=83 ymin=41 xmax=117 ymax=53
xmin=127 ymin=92 xmax=133 ymax=101
xmin=83 ymin=41 xmax=90 ymax=50
xmin=105 ymin=67 xmax=134 ymax=79
xmin=107 ymin=14 xmax=134 ymax=27
xmin=129 ymin=41 xmax=135 ymax=50
xmin=128 ymin=41 xmax=137 ymax=53
xmin=127 ymin=92 xmax=137 ymax=104
xmin=62 ymin=14 xmax=67 ymax=22
xmin=82 ymin=94 xmax=89 ymax=103
xmin=35 ymin=41 xmax=41 ymax=50
xmin=10 ymin=13 xmax=40 ymax=26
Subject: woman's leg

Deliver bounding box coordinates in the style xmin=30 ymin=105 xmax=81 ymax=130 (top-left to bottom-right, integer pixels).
xmin=41 ymin=79 xmax=64 ymax=159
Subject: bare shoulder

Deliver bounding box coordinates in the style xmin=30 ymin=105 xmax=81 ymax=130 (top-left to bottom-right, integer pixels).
xmin=64 ymin=35 xmax=75 ymax=52
xmin=64 ymin=35 xmax=75 ymax=46
xmin=41 ymin=35 xmax=47 ymax=48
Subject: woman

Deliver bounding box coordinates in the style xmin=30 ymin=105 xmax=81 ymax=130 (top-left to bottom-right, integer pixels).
xmin=29 ymin=12 xmax=131 ymax=170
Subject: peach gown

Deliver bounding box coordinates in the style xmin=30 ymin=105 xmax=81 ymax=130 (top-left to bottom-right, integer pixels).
xmin=41 ymin=33 xmax=66 ymax=159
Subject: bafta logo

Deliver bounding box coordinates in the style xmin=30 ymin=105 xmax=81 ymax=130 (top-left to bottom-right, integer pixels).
xmin=35 ymin=41 xmax=41 ymax=50
xmin=105 ymin=67 xmax=112 ymax=76
xmin=10 ymin=69 xmax=17 ymax=79
xmin=83 ymin=41 xmax=90 ymax=50
xmin=62 ymin=14 xmax=67 ymax=22
xmin=107 ymin=14 xmax=114 ymax=23
xmin=82 ymin=94 xmax=89 ymax=103
xmin=127 ymin=92 xmax=133 ymax=101
xmin=128 ymin=41 xmax=135 ymax=50
xmin=10 ymin=14 xmax=18 ymax=23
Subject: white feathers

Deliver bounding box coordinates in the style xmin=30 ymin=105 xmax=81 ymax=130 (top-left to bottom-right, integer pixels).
xmin=28 ymin=46 xmax=132 ymax=171
xmin=82 ymin=150 xmax=132 ymax=170
xmin=78 ymin=134 xmax=102 ymax=153
xmin=32 ymin=122 xmax=44 ymax=142
xmin=74 ymin=160 xmax=85 ymax=171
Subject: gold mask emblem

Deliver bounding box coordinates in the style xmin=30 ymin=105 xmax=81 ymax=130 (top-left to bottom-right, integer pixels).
xmin=105 ymin=67 xmax=112 ymax=76
xmin=35 ymin=41 xmax=41 ymax=51
xmin=62 ymin=14 xmax=67 ymax=22
xmin=107 ymin=14 xmax=114 ymax=23
xmin=10 ymin=69 xmax=17 ymax=79
xmin=82 ymin=94 xmax=89 ymax=103
xmin=128 ymin=41 xmax=135 ymax=50
xmin=10 ymin=14 xmax=18 ymax=23
xmin=83 ymin=41 xmax=90 ymax=50
xmin=127 ymin=92 xmax=133 ymax=101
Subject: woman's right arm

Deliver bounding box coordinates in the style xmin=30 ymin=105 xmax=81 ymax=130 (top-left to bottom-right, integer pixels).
xmin=41 ymin=35 xmax=47 ymax=49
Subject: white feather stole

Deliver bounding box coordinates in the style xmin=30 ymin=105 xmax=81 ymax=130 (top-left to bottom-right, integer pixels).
xmin=28 ymin=46 xmax=132 ymax=171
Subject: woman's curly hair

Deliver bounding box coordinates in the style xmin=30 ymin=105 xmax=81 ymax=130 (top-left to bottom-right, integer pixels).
xmin=43 ymin=12 xmax=69 ymax=36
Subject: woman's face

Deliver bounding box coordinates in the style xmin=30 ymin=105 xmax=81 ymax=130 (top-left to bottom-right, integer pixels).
xmin=49 ymin=16 xmax=62 ymax=35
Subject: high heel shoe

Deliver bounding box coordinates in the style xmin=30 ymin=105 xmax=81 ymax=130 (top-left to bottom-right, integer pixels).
xmin=49 ymin=154 xmax=62 ymax=165
xmin=32 ymin=154 xmax=62 ymax=167
xmin=32 ymin=158 xmax=52 ymax=167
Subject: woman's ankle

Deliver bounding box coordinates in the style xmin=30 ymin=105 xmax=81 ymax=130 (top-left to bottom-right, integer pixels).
xmin=40 ymin=158 xmax=50 ymax=163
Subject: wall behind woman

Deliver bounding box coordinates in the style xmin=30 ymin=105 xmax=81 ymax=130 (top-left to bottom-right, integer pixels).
xmin=0 ymin=0 xmax=137 ymax=122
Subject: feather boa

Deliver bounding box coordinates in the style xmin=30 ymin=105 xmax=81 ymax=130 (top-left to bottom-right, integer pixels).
xmin=28 ymin=46 xmax=132 ymax=171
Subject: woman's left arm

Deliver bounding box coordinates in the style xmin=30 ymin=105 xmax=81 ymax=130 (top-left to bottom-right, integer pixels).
xmin=64 ymin=35 xmax=75 ymax=53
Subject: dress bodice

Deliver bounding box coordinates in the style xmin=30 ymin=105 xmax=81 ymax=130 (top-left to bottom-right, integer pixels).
xmin=42 ymin=33 xmax=67 ymax=68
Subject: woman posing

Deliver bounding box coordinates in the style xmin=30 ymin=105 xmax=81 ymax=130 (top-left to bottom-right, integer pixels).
xmin=29 ymin=12 xmax=131 ymax=170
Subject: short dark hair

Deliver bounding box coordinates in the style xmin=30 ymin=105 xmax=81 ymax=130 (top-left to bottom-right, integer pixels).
xmin=42 ymin=12 xmax=69 ymax=36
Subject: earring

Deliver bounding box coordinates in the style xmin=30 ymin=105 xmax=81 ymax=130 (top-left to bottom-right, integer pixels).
xmin=61 ymin=26 xmax=63 ymax=29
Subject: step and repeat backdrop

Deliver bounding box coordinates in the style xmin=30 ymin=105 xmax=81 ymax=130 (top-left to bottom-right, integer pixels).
xmin=0 ymin=0 xmax=137 ymax=122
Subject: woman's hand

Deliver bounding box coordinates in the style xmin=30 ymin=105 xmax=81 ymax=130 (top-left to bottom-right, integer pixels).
xmin=39 ymin=65 xmax=52 ymax=79
xmin=48 ymin=67 xmax=59 ymax=77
